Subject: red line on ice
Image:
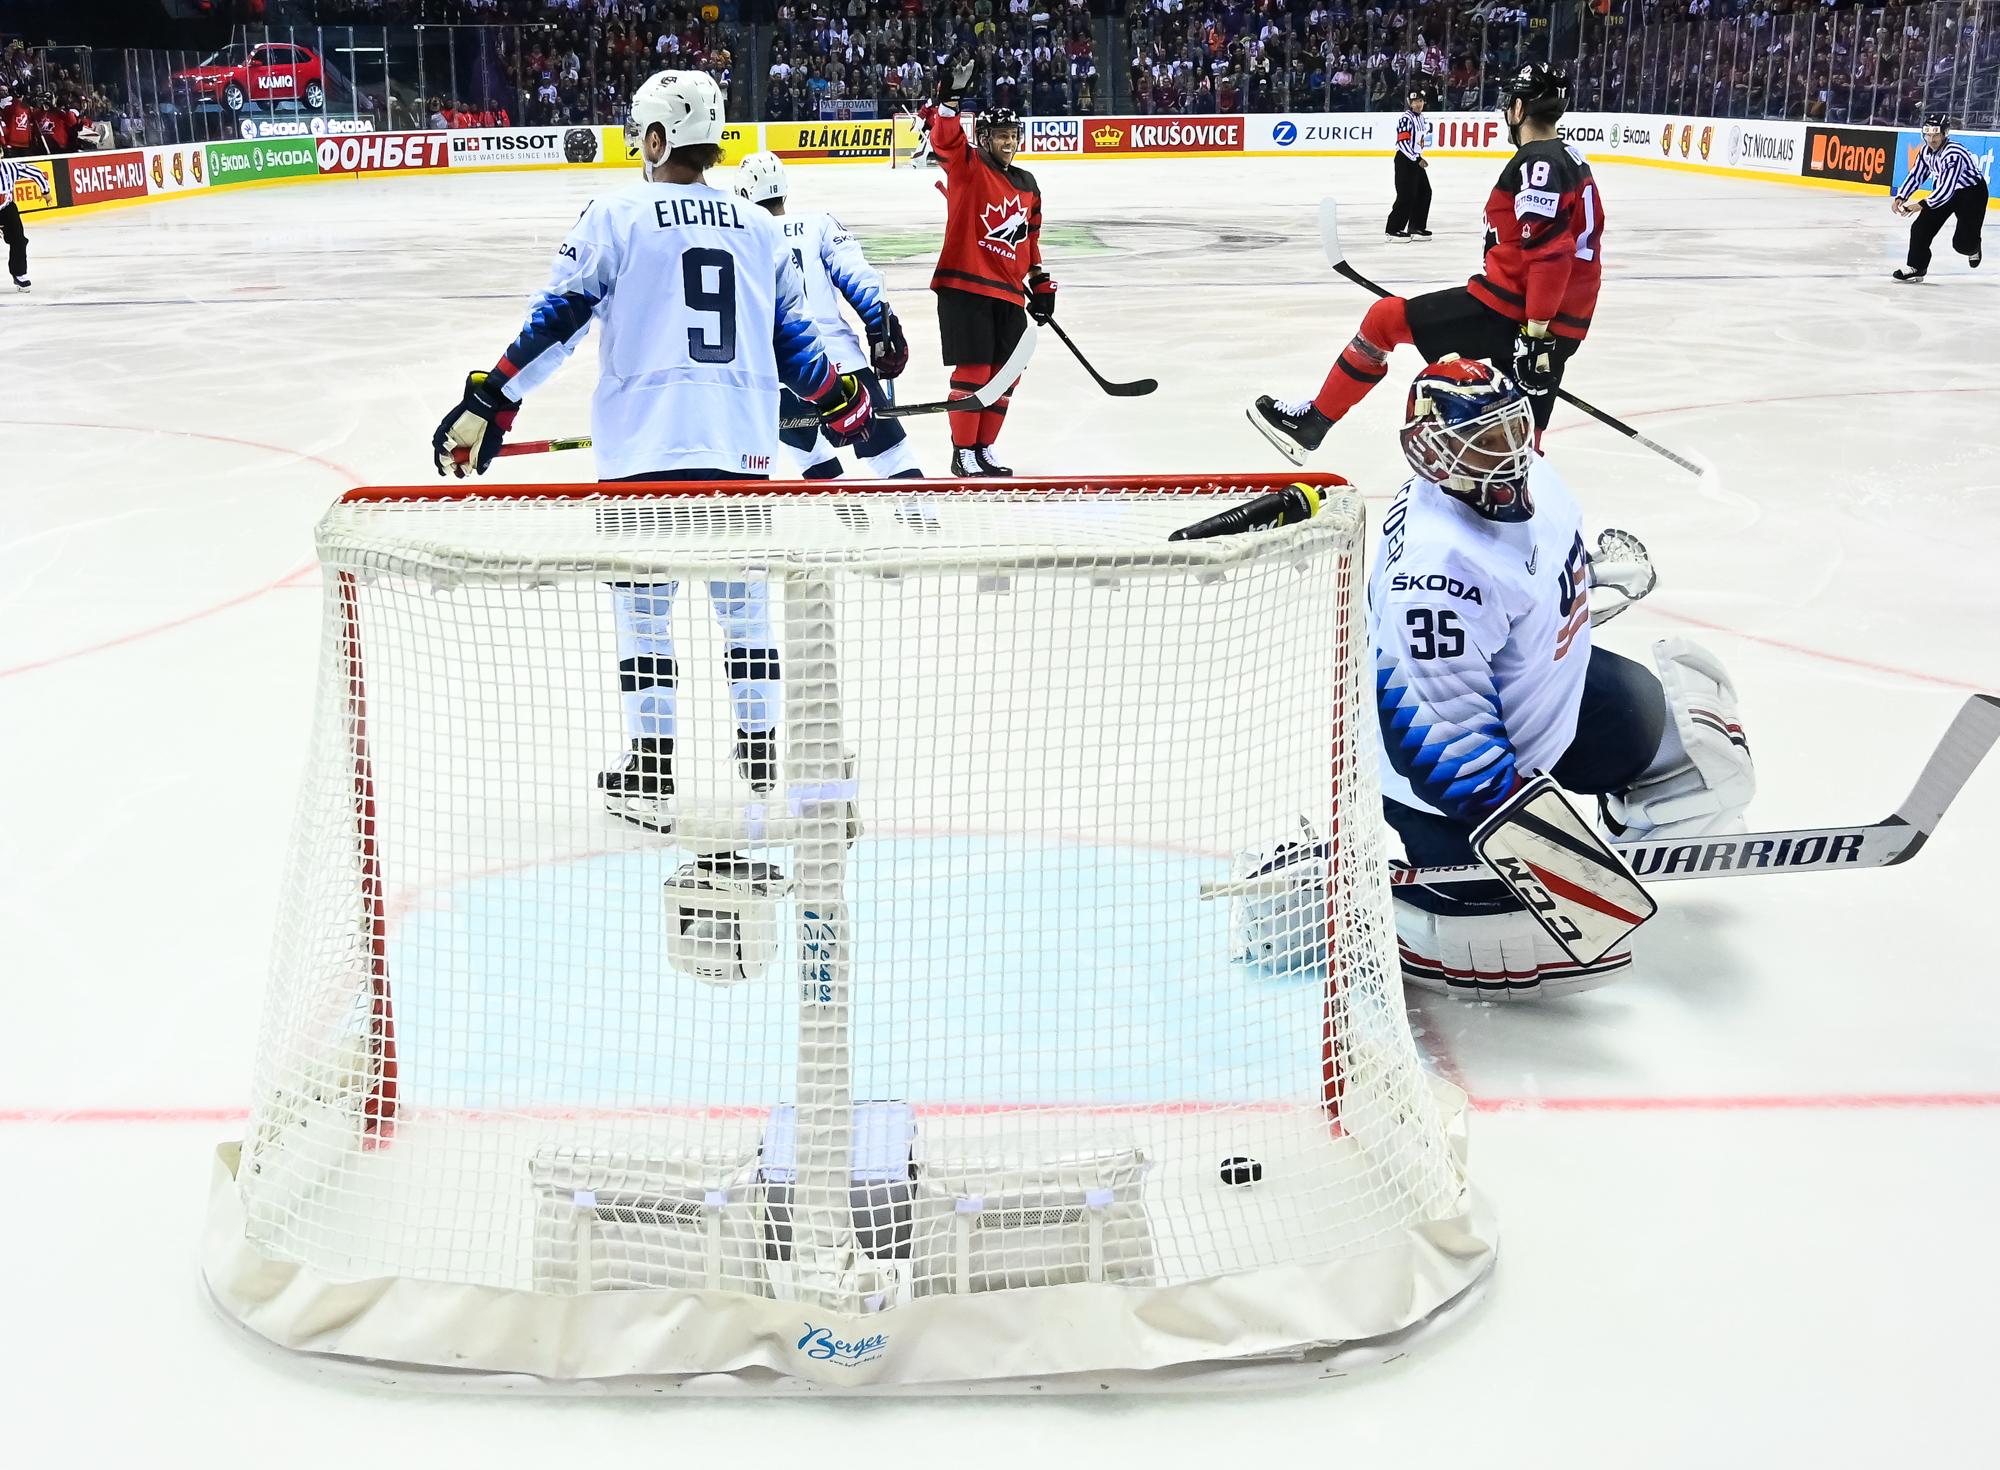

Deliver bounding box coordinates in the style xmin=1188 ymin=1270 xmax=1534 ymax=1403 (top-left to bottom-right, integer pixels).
xmin=0 ymin=419 xmax=357 ymax=680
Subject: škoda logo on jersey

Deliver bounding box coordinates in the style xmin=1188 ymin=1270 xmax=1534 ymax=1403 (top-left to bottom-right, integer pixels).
xmin=980 ymin=195 xmax=1030 ymax=254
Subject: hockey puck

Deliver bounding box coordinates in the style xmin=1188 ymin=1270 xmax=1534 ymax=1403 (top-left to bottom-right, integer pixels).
xmin=1219 ymin=1156 xmax=1263 ymax=1187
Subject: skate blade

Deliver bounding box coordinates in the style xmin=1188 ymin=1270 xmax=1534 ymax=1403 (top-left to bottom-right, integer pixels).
xmin=601 ymin=792 xmax=676 ymax=833
xmin=1245 ymin=404 xmax=1310 ymax=467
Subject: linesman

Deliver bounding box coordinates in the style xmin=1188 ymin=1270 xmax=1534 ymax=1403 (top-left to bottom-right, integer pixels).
xmin=1892 ymin=114 xmax=1987 ymax=282
xmin=1387 ymin=85 xmax=1433 ymax=241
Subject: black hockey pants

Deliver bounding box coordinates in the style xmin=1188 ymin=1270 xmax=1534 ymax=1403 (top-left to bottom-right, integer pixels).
xmin=1906 ymin=182 xmax=1988 ymax=272
xmin=1386 ymin=154 xmax=1432 ymax=235
xmin=1404 ymin=286 xmax=1580 ymax=432
xmin=1 ymin=201 xmax=25 ymax=280
xmin=1385 ymin=645 xmax=1667 ymax=914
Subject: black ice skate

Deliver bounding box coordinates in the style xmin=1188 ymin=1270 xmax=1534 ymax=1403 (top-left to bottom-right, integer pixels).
xmin=1410 ymin=228 xmax=1434 ymax=240
xmin=1385 ymin=229 xmax=1410 ymax=241
xmin=1247 ymin=395 xmax=1333 ymax=467
xmin=1893 ymin=268 xmax=1927 ymax=282
xmin=11 ymin=276 xmax=27 ymax=291
xmin=952 ymin=446 xmax=1010 ymax=477
xmin=734 ymin=729 xmax=778 ymax=794
xmin=1972 ymin=248 xmax=1983 ymax=268
xmin=598 ymin=736 xmax=674 ymax=829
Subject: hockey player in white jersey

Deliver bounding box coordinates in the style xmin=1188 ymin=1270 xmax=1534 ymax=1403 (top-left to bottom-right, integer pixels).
xmin=732 ymin=150 xmax=922 ymax=479
xmin=1369 ymin=359 xmax=1754 ymax=999
xmin=431 ymin=70 xmax=876 ymax=828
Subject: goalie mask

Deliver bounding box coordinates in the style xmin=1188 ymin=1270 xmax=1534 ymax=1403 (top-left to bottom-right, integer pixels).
xmin=1400 ymin=358 xmax=1536 ymax=522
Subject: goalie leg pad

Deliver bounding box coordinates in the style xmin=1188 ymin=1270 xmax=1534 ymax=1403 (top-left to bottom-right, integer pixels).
xmin=1602 ymin=637 xmax=1754 ymax=841
xmin=1395 ymin=896 xmax=1634 ymax=1002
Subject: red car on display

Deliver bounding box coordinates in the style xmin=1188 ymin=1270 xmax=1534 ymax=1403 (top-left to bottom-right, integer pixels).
xmin=171 ymin=43 xmax=326 ymax=112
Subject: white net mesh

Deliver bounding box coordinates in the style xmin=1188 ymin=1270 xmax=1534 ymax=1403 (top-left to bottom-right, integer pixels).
xmin=237 ymin=478 xmax=1464 ymax=1338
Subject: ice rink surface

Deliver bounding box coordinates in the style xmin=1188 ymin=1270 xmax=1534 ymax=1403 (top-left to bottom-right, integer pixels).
xmin=4 ymin=153 xmax=1998 ymax=1462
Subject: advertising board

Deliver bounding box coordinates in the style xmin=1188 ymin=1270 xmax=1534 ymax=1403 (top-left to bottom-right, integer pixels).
xmin=451 ymin=127 xmax=604 ymax=168
xmin=1084 ymin=117 xmax=1244 ymax=154
xmin=0 ymin=157 xmax=62 ymax=214
xmin=66 ymin=150 xmax=149 ymax=205
xmin=1894 ymin=128 xmax=1998 ymax=196
xmin=765 ymin=120 xmax=895 ymax=161
xmin=1803 ymin=125 xmax=1898 ymax=189
xmin=1025 ymin=117 xmax=1081 ymax=155
xmin=207 ymin=138 xmax=321 ymax=187
xmin=146 ymin=143 xmax=210 ymax=194
xmin=607 ymin=123 xmax=759 ymax=169
xmin=239 ymin=117 xmax=375 ymax=138
xmin=315 ymin=131 xmax=448 ymax=175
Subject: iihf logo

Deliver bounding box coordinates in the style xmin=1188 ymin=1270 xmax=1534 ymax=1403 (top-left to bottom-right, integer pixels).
xmin=980 ymin=195 xmax=1030 ymax=254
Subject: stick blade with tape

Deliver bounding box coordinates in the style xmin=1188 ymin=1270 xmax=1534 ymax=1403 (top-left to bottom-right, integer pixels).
xmin=1318 ymin=197 xmax=1346 ymax=268
xmin=1471 ymin=777 xmax=1657 ymax=965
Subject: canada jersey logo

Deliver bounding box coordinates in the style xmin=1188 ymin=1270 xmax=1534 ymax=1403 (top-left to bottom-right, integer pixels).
xmin=980 ymin=195 xmax=1030 ymax=255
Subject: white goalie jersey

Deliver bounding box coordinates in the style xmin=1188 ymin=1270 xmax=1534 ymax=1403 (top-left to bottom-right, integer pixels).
xmin=491 ymin=181 xmax=837 ymax=478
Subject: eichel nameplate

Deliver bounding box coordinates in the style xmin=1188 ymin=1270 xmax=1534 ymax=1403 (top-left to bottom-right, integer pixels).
xmin=1471 ymin=777 xmax=1657 ymax=965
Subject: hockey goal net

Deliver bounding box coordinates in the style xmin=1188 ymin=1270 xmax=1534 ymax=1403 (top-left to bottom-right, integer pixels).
xmin=204 ymin=474 xmax=1491 ymax=1389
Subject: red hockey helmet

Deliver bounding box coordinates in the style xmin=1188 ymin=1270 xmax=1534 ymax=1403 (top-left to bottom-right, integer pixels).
xmin=1400 ymin=357 xmax=1536 ymax=521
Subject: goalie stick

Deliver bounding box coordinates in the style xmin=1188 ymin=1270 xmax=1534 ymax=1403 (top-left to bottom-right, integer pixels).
xmin=1200 ymin=694 xmax=2000 ymax=895
xmin=1316 ymin=198 xmax=1706 ymax=479
xmin=1397 ymin=693 xmax=2000 ymax=887
xmin=450 ymin=336 xmax=1039 ymax=465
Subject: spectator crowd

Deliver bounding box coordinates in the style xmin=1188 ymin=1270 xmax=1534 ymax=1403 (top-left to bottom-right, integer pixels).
xmin=2 ymin=0 xmax=1994 ymax=149
xmin=2 ymin=39 xmax=127 ymax=154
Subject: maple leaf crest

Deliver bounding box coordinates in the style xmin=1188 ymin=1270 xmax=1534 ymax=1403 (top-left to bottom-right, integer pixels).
xmin=980 ymin=195 xmax=1030 ymax=250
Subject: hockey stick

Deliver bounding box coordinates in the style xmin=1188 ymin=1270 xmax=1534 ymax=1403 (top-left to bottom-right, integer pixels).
xmin=453 ymin=385 xmax=936 ymax=465
xmin=452 ymin=434 xmax=594 ymax=465
xmin=1316 ymin=198 xmax=1706 ymax=479
xmin=1394 ymin=693 xmax=2000 ymax=887
xmin=1201 ymin=694 xmax=2000 ymax=896
xmin=1044 ymin=317 xmax=1158 ymax=397
xmin=879 ymin=322 xmax=1039 ymax=419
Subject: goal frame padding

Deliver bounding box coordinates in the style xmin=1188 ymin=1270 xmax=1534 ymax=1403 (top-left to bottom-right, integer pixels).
xmin=203 ymin=1079 xmax=1493 ymax=1390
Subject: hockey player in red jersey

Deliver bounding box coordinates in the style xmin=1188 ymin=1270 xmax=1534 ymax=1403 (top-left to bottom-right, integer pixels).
xmin=919 ymin=58 xmax=1054 ymax=477
xmin=1250 ymin=64 xmax=1603 ymax=465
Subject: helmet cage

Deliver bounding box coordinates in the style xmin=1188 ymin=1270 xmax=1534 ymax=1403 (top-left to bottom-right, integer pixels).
xmin=1400 ymin=378 xmax=1536 ymax=521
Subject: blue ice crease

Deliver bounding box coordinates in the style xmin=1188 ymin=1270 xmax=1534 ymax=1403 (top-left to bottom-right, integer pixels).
xmin=388 ymin=837 xmax=1328 ymax=1111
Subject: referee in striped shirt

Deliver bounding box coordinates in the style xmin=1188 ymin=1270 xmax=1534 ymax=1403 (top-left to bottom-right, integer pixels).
xmin=1386 ymin=85 xmax=1433 ymax=241
xmin=1892 ymin=114 xmax=1987 ymax=282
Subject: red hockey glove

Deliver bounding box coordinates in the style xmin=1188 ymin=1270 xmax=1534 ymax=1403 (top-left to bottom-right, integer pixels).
xmin=1027 ymin=272 xmax=1057 ymax=325
xmin=816 ymin=373 xmax=876 ymax=447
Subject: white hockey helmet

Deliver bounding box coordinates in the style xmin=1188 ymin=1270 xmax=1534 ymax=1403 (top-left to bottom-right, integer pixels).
xmin=733 ymin=150 xmax=788 ymax=206
xmin=627 ymin=70 xmax=725 ymax=166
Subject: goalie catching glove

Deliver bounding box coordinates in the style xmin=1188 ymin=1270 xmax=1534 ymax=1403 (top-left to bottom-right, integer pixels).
xmin=432 ymin=370 xmax=518 ymax=478
xmin=816 ymin=372 xmax=877 ymax=447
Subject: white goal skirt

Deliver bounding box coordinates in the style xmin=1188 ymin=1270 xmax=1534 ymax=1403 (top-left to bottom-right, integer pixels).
xmin=204 ymin=475 xmax=1496 ymax=1391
